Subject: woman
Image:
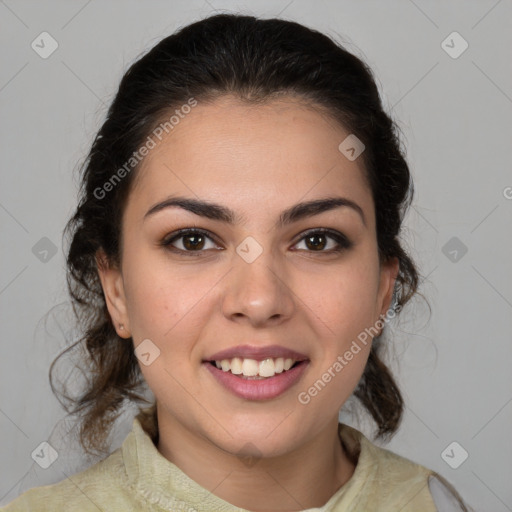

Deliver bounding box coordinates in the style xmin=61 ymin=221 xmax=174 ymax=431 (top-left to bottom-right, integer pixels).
xmin=2 ymin=13 xmax=473 ymax=511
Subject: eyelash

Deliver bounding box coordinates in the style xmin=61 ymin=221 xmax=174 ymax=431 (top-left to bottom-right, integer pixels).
xmin=160 ymin=227 xmax=352 ymax=256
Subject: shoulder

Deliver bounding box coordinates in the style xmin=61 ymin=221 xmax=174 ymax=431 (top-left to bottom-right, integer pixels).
xmin=0 ymin=449 xmax=136 ymax=512
xmin=337 ymin=424 xmax=471 ymax=511
xmin=428 ymin=473 xmax=474 ymax=511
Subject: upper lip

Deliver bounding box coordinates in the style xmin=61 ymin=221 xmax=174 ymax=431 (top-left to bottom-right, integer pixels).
xmin=205 ymin=345 xmax=309 ymax=362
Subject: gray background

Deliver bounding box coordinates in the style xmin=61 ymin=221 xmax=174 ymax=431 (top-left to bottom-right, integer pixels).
xmin=1 ymin=0 xmax=511 ymax=510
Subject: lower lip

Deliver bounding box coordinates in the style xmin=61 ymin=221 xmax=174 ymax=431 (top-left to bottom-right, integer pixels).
xmin=203 ymin=361 xmax=309 ymax=401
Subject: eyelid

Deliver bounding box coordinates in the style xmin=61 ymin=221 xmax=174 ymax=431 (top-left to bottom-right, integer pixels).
xmin=293 ymin=227 xmax=349 ymax=243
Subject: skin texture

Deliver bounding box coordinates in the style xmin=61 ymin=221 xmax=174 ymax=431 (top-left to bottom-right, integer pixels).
xmin=97 ymin=95 xmax=398 ymax=511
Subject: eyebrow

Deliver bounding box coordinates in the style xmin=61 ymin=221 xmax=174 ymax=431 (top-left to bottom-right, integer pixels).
xmin=144 ymin=195 xmax=366 ymax=227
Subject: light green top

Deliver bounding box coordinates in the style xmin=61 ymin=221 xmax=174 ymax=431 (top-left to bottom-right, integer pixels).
xmin=1 ymin=417 xmax=449 ymax=511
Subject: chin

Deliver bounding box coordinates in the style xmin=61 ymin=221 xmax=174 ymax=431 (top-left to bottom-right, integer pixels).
xmin=208 ymin=415 xmax=308 ymax=457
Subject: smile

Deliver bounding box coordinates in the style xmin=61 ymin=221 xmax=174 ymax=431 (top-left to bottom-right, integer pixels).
xmin=213 ymin=356 xmax=299 ymax=378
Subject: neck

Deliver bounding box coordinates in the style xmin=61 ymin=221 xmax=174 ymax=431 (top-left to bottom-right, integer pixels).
xmin=156 ymin=412 xmax=356 ymax=511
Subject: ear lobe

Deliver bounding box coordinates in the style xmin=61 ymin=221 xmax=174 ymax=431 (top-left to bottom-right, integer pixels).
xmin=95 ymin=249 xmax=131 ymax=338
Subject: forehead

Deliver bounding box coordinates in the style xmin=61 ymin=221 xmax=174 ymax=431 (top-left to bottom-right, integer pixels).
xmin=126 ymin=95 xmax=373 ymax=226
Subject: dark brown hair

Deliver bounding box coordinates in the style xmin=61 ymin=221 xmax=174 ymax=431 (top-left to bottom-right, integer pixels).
xmin=51 ymin=13 xmax=419 ymax=456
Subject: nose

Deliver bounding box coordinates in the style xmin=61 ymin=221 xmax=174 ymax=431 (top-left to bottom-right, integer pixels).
xmin=221 ymin=248 xmax=295 ymax=328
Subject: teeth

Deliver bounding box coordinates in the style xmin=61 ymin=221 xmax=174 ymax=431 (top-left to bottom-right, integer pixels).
xmin=242 ymin=358 xmax=259 ymax=376
xmin=213 ymin=357 xmax=299 ymax=378
xmin=230 ymin=357 xmax=243 ymax=375
xmin=284 ymin=358 xmax=294 ymax=371
xmin=259 ymin=358 xmax=275 ymax=377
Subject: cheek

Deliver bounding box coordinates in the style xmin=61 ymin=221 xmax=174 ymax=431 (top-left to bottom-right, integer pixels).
xmin=293 ymin=252 xmax=380 ymax=403
xmin=297 ymin=266 xmax=377 ymax=411
xmin=121 ymin=250 xmax=219 ymax=346
xmin=122 ymin=260 xmax=214 ymax=397
xmin=297 ymin=256 xmax=381 ymax=340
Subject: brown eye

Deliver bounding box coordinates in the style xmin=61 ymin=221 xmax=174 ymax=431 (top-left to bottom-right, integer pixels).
xmin=293 ymin=229 xmax=352 ymax=253
xmin=162 ymin=229 xmax=219 ymax=254
xmin=181 ymin=233 xmax=206 ymax=250
xmin=304 ymin=233 xmax=328 ymax=251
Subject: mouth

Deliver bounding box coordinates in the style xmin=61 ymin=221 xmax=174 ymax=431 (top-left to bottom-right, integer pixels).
xmin=202 ymin=348 xmax=310 ymax=400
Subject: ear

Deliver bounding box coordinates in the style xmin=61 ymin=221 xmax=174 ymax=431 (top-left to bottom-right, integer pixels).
xmin=376 ymin=256 xmax=400 ymax=322
xmin=95 ymin=249 xmax=131 ymax=338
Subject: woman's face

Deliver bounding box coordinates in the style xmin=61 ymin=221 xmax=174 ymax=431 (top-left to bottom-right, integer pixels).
xmin=99 ymin=95 xmax=397 ymax=457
